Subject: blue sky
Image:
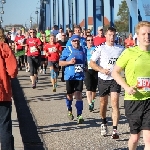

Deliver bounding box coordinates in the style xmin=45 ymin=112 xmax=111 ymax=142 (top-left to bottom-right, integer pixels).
xmin=2 ymin=0 xmax=122 ymax=28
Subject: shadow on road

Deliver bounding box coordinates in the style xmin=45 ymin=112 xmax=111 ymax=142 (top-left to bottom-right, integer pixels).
xmin=11 ymin=78 xmax=47 ymax=150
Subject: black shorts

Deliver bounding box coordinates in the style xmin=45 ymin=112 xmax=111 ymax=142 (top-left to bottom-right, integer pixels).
xmin=41 ymin=58 xmax=46 ymax=62
xmin=66 ymin=80 xmax=83 ymax=94
xmin=124 ymin=99 xmax=150 ymax=134
xmin=98 ymin=78 xmax=121 ymax=97
xmin=84 ymin=70 xmax=98 ymax=92
xmin=48 ymin=61 xmax=59 ymax=69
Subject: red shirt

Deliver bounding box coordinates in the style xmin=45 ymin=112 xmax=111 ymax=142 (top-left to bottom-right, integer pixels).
xmin=124 ymin=38 xmax=135 ymax=48
xmin=15 ymin=35 xmax=25 ymax=50
xmin=93 ymin=35 xmax=106 ymax=46
xmin=26 ymin=37 xmax=42 ymax=56
xmin=45 ymin=42 xmax=62 ymax=61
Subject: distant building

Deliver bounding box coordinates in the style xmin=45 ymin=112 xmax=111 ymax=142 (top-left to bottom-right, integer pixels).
xmin=4 ymin=24 xmax=24 ymax=32
xmin=79 ymin=16 xmax=110 ymax=30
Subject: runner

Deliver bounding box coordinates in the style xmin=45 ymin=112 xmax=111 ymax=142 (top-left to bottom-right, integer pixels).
xmin=59 ymin=35 xmax=86 ymax=124
xmin=66 ymin=25 xmax=86 ymax=47
xmin=14 ymin=29 xmax=25 ymax=70
xmin=124 ymin=33 xmax=135 ymax=48
xmin=45 ymin=34 xmax=62 ymax=92
xmin=84 ymin=35 xmax=98 ymax=112
xmin=57 ymin=32 xmax=68 ymax=82
xmin=90 ymin=27 xmax=124 ymax=138
xmin=93 ymin=26 xmax=106 ymax=46
xmin=112 ymin=21 xmax=150 ymax=150
xmin=40 ymin=33 xmax=48 ymax=74
xmin=25 ymin=29 xmax=42 ymax=89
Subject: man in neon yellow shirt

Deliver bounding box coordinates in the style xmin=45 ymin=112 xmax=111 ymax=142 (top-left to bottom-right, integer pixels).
xmin=112 ymin=21 xmax=150 ymax=150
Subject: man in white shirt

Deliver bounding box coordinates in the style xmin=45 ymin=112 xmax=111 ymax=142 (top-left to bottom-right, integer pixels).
xmin=10 ymin=27 xmax=17 ymax=42
xmin=56 ymin=27 xmax=63 ymax=41
xmin=90 ymin=27 xmax=124 ymax=139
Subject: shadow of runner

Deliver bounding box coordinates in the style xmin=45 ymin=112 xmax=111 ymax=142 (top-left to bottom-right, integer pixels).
xmin=11 ymin=78 xmax=47 ymax=150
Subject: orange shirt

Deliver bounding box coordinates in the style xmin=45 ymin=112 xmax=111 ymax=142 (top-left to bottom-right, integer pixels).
xmin=124 ymin=38 xmax=135 ymax=48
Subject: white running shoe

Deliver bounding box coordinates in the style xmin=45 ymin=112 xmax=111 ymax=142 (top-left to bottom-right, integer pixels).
xmin=101 ymin=124 xmax=108 ymax=136
xmin=25 ymin=68 xmax=28 ymax=72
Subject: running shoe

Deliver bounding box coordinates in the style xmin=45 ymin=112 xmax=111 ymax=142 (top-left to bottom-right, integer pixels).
xmin=111 ymin=129 xmax=119 ymax=139
xmin=32 ymin=83 xmax=36 ymax=89
xmin=53 ymin=88 xmax=56 ymax=92
xmin=89 ymin=103 xmax=94 ymax=112
xmin=101 ymin=124 xmax=108 ymax=136
xmin=77 ymin=115 xmax=84 ymax=124
xmin=67 ymin=112 xmax=74 ymax=121
xmin=25 ymin=67 xmax=28 ymax=72
xmin=92 ymin=100 xmax=95 ymax=107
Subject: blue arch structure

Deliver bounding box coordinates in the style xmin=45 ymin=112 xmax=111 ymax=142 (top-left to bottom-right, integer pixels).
xmin=126 ymin=0 xmax=150 ymax=35
xmin=40 ymin=0 xmax=150 ymax=35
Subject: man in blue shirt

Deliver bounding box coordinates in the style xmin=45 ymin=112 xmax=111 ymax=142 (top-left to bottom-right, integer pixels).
xmin=66 ymin=25 xmax=86 ymax=47
xmin=59 ymin=35 xmax=86 ymax=124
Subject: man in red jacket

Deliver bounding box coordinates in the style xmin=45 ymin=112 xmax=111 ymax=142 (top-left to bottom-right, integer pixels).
xmin=0 ymin=28 xmax=18 ymax=150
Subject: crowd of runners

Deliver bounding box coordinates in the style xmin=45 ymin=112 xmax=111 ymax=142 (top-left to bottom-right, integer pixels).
xmin=2 ymin=20 xmax=150 ymax=150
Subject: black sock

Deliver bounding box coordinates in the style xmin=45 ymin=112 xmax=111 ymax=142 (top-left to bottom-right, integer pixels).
xmin=102 ymin=118 xmax=107 ymax=124
xmin=68 ymin=108 xmax=72 ymax=112
xmin=113 ymin=126 xmax=117 ymax=130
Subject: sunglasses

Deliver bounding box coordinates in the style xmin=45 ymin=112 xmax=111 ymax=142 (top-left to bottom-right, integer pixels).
xmin=62 ymin=35 xmax=66 ymax=36
xmin=87 ymin=39 xmax=93 ymax=41
xmin=30 ymin=32 xmax=35 ymax=33
xmin=72 ymin=40 xmax=80 ymax=42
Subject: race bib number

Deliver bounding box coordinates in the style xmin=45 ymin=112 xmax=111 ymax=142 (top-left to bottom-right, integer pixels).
xmin=48 ymin=47 xmax=57 ymax=53
xmin=137 ymin=77 xmax=150 ymax=91
xmin=30 ymin=46 xmax=38 ymax=53
xmin=41 ymin=51 xmax=45 ymax=55
xmin=18 ymin=39 xmax=24 ymax=44
xmin=75 ymin=64 xmax=83 ymax=73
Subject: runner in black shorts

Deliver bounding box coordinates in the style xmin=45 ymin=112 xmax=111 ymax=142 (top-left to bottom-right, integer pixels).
xmin=90 ymin=27 xmax=124 ymax=139
xmin=84 ymin=35 xmax=98 ymax=112
xmin=59 ymin=35 xmax=86 ymax=124
xmin=112 ymin=21 xmax=150 ymax=150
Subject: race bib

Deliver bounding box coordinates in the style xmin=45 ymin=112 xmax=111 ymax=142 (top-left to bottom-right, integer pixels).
xmin=41 ymin=51 xmax=45 ymax=55
xmin=48 ymin=47 xmax=57 ymax=53
xmin=18 ymin=39 xmax=24 ymax=44
xmin=75 ymin=64 xmax=83 ymax=73
xmin=137 ymin=77 xmax=150 ymax=91
xmin=30 ymin=46 xmax=38 ymax=53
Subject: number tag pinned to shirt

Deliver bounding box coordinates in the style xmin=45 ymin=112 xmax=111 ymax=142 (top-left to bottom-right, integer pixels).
xmin=75 ymin=64 xmax=83 ymax=73
xmin=137 ymin=77 xmax=150 ymax=91
xmin=30 ymin=46 xmax=38 ymax=53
